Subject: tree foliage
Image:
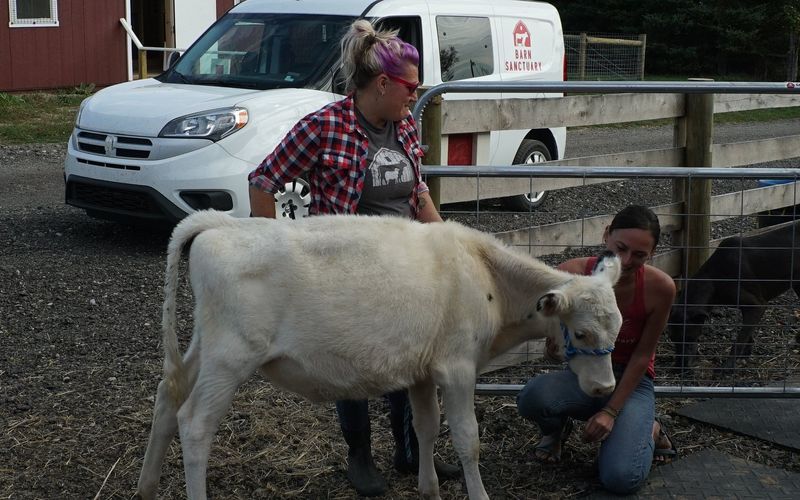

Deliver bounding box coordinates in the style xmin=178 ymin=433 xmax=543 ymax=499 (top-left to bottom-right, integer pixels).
xmin=548 ymin=0 xmax=799 ymax=79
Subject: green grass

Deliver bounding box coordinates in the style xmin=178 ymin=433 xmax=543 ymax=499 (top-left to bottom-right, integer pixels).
xmin=1 ymin=80 xmax=799 ymax=144
xmin=0 ymin=85 xmax=92 ymax=145
xmin=585 ymin=105 xmax=800 ymax=130
xmin=715 ymin=105 xmax=800 ymax=124
xmin=577 ymin=74 xmax=800 ymax=128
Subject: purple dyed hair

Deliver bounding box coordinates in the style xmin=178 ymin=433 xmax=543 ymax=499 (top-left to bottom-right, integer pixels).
xmin=340 ymin=19 xmax=420 ymax=92
xmin=374 ymin=37 xmax=420 ymax=77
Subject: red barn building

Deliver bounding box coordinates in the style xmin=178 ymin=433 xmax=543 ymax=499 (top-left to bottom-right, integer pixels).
xmin=1 ymin=0 xmax=236 ymax=92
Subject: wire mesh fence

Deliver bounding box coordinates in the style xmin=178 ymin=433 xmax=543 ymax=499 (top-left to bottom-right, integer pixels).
xmin=565 ymin=32 xmax=646 ymax=81
xmin=425 ymin=166 xmax=800 ymax=397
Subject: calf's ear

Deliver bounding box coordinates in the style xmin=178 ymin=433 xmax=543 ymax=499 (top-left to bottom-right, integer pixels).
xmin=592 ymin=251 xmax=622 ymax=285
xmin=537 ymin=290 xmax=569 ymax=316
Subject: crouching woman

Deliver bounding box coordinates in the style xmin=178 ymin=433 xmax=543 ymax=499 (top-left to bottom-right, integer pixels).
xmin=517 ymin=205 xmax=677 ymax=494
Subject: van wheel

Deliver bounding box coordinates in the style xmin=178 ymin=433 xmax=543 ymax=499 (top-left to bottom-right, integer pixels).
xmin=503 ymin=139 xmax=552 ymax=211
xmin=275 ymin=179 xmax=311 ymax=220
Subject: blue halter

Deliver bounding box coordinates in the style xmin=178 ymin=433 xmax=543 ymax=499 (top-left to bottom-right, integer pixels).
xmin=561 ymin=323 xmax=615 ymax=359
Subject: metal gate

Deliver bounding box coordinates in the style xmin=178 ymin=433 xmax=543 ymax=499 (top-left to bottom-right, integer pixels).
xmin=413 ymin=81 xmax=800 ymax=397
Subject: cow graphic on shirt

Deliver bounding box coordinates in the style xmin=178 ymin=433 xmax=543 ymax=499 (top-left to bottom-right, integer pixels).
xmin=368 ymin=147 xmax=414 ymax=187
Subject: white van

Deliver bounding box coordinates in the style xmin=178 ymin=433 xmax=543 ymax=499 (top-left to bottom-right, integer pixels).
xmin=64 ymin=0 xmax=565 ymax=223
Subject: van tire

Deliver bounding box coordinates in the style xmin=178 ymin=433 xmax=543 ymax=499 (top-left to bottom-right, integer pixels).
xmin=502 ymin=139 xmax=553 ymax=212
xmin=503 ymin=139 xmax=552 ymax=211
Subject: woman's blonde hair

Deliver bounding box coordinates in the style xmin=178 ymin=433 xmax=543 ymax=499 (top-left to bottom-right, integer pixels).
xmin=340 ymin=19 xmax=419 ymax=93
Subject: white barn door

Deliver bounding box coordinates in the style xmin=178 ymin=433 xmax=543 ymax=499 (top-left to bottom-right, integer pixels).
xmin=173 ymin=0 xmax=217 ymax=50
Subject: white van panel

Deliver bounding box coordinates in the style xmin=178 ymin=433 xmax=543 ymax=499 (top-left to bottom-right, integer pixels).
xmin=492 ymin=2 xmax=566 ymax=164
xmin=495 ymin=15 xmax=559 ymax=80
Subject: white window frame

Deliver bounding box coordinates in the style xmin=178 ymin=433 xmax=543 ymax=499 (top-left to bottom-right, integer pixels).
xmin=9 ymin=0 xmax=59 ymax=28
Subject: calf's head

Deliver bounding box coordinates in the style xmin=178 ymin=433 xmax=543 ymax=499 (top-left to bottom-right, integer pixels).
xmin=538 ymin=253 xmax=623 ymax=397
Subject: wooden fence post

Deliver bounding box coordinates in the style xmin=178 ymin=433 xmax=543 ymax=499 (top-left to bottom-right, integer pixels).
xmin=681 ymin=79 xmax=714 ymax=277
xmin=138 ymin=49 xmax=148 ymax=80
xmin=638 ymin=34 xmax=647 ymax=80
xmin=420 ymin=94 xmax=443 ymax=210
xmin=578 ymin=33 xmax=588 ymax=80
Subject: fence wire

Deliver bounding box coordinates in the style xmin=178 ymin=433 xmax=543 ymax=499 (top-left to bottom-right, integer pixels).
xmin=565 ymin=32 xmax=645 ymax=81
xmin=423 ymin=166 xmax=800 ymax=397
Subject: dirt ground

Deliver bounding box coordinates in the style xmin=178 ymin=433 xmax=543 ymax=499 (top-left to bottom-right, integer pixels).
xmin=1 ymin=135 xmax=799 ymax=499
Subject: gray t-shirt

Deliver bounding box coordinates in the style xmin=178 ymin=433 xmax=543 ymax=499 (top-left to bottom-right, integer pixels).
xmin=355 ymin=109 xmax=415 ymax=218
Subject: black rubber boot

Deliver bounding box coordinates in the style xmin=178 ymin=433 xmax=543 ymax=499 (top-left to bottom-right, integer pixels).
xmin=388 ymin=391 xmax=461 ymax=480
xmin=337 ymin=400 xmax=387 ymax=497
xmin=346 ymin=442 xmax=388 ymax=497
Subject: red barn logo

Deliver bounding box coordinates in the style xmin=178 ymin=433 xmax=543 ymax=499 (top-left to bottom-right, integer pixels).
xmin=505 ymin=20 xmax=542 ymax=72
xmin=513 ymin=20 xmax=531 ymax=47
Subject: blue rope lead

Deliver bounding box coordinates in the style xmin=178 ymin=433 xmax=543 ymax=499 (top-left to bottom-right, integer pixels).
xmin=561 ymin=323 xmax=615 ymax=359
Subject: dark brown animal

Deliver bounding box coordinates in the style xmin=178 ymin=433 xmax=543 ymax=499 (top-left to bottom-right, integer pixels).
xmin=669 ymin=220 xmax=800 ymax=375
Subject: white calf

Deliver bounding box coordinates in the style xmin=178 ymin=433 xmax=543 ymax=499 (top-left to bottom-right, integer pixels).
xmin=136 ymin=211 xmax=622 ymax=500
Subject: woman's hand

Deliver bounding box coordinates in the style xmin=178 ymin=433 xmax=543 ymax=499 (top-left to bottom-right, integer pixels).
xmin=544 ymin=337 xmax=561 ymax=362
xmin=583 ymin=410 xmax=616 ymax=443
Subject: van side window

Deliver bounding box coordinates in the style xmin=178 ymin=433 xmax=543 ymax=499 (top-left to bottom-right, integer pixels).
xmin=436 ymin=16 xmax=493 ymax=81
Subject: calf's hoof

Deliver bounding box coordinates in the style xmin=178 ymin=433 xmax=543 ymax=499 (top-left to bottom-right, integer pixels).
xmin=134 ymin=487 xmax=155 ymax=500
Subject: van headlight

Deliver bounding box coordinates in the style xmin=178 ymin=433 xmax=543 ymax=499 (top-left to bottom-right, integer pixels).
xmin=75 ymin=98 xmax=89 ymax=127
xmin=159 ymin=107 xmax=249 ymax=142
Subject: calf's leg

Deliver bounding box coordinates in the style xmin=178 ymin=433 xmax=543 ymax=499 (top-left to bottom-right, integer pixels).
xmin=407 ymin=380 xmax=441 ymax=499
xmin=179 ymin=342 xmax=262 ymax=500
xmin=136 ymin=340 xmax=201 ymax=500
xmin=440 ymin=366 xmax=488 ymax=500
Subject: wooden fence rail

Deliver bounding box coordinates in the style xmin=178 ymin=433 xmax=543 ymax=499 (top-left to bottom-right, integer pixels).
xmin=420 ymin=83 xmax=800 ymax=278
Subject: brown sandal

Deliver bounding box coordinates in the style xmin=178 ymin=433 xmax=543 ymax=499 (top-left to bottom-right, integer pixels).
xmin=653 ymin=417 xmax=677 ymax=465
xmin=534 ymin=418 xmax=574 ymax=463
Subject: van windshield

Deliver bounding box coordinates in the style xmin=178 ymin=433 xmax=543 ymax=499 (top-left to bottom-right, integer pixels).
xmin=159 ymin=14 xmax=354 ymax=90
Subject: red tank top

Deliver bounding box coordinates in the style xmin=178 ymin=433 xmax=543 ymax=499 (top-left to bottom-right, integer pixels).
xmin=585 ymin=257 xmax=655 ymax=379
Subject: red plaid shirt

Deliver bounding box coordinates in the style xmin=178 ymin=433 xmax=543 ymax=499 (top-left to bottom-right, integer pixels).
xmin=248 ymin=96 xmax=428 ymax=217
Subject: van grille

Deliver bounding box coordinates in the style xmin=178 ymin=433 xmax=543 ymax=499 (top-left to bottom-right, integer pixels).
xmin=68 ymin=181 xmax=162 ymax=215
xmin=76 ymin=157 xmax=141 ymax=171
xmin=76 ymin=131 xmax=153 ymax=159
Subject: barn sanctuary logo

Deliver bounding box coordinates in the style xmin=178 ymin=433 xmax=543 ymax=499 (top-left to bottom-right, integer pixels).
xmin=505 ymin=20 xmax=543 ymax=72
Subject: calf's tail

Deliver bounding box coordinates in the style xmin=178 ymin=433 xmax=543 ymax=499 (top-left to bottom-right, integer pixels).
xmin=162 ymin=210 xmax=238 ymax=402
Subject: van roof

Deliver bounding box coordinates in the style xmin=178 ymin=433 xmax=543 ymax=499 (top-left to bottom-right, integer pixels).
xmin=231 ymin=0 xmax=377 ymax=17
xmin=231 ymin=0 xmax=556 ymax=18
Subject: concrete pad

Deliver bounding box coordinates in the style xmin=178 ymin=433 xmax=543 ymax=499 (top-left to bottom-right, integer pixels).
xmin=676 ymin=398 xmax=800 ymax=450
xmin=589 ymin=448 xmax=800 ymax=499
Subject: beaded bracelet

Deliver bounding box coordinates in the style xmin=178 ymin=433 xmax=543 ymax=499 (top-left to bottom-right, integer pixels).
xmin=600 ymin=406 xmax=620 ymax=419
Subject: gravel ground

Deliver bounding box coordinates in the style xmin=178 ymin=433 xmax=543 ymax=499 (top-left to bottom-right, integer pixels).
xmin=1 ymin=122 xmax=799 ymax=499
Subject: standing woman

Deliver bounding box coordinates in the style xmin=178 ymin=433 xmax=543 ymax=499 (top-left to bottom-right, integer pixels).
xmin=248 ymin=19 xmax=457 ymax=497
xmin=516 ymin=205 xmax=678 ymax=495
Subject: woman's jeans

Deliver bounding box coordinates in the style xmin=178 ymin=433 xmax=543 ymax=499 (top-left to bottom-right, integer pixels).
xmin=516 ymin=367 xmax=656 ymax=495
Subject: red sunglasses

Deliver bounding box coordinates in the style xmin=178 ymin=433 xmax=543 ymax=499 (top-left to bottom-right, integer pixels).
xmin=385 ymin=74 xmax=420 ymax=95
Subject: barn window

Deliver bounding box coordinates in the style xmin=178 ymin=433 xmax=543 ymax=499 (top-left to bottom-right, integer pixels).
xmin=9 ymin=0 xmax=59 ymax=27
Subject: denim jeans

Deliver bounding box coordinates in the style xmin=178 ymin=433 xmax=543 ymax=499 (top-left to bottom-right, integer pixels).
xmin=516 ymin=367 xmax=656 ymax=495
